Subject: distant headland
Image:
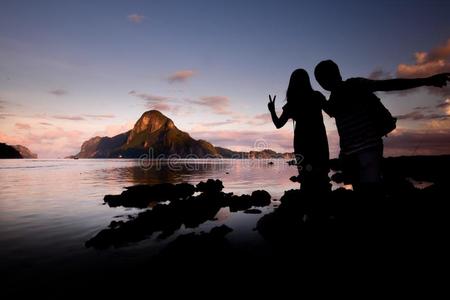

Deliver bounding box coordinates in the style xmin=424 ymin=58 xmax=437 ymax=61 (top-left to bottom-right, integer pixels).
xmin=68 ymin=110 xmax=293 ymax=159
xmin=0 ymin=143 xmax=37 ymax=159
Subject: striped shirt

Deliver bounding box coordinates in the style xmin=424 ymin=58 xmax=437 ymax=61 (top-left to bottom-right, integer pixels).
xmin=326 ymin=78 xmax=383 ymax=155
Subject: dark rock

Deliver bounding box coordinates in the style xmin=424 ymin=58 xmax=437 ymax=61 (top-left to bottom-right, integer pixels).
xmin=196 ymin=179 xmax=224 ymax=194
xmin=0 ymin=143 xmax=22 ymax=158
xmin=87 ymin=181 xmax=258 ymax=248
xmin=104 ymin=182 xmax=195 ymax=208
xmin=250 ymin=190 xmax=271 ymax=207
xmin=12 ymin=145 xmax=37 ymax=158
xmin=229 ymin=194 xmax=252 ymax=212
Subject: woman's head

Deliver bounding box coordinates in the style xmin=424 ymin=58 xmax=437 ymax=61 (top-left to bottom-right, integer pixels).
xmin=286 ymin=69 xmax=313 ymax=103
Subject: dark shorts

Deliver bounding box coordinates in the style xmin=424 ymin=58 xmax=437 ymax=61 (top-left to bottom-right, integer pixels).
xmin=340 ymin=144 xmax=384 ymax=186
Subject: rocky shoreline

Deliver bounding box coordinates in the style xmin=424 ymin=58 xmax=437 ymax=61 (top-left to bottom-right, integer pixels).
xmin=86 ymin=154 xmax=450 ymax=272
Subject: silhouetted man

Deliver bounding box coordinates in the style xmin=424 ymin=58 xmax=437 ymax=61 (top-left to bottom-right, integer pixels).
xmin=314 ymin=60 xmax=449 ymax=193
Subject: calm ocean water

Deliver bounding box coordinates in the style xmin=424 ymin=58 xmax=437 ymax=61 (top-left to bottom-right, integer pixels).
xmin=2 ymin=158 xmax=318 ymax=287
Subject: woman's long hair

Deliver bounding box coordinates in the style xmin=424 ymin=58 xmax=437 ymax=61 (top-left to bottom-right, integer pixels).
xmin=286 ymin=69 xmax=314 ymax=105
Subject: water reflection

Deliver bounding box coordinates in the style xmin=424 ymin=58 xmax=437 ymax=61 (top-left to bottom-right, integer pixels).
xmin=0 ymin=158 xmax=298 ymax=281
xmin=93 ymin=159 xmax=300 ymax=198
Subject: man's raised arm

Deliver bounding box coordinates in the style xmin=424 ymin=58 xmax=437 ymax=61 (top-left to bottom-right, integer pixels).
xmin=369 ymin=73 xmax=450 ymax=92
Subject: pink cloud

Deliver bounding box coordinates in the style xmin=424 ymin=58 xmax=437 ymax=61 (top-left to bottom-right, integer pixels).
xmin=0 ymin=127 xmax=86 ymax=158
xmin=127 ymin=14 xmax=145 ymax=23
xmin=93 ymin=121 xmax=135 ymax=137
xmin=364 ymin=38 xmax=450 ymax=99
xmin=202 ymin=119 xmax=236 ymax=127
xmin=151 ymin=103 xmax=173 ymax=111
xmin=0 ymin=113 xmax=16 ymax=119
xmin=52 ymin=115 xmax=85 ymax=121
xmin=397 ymin=59 xmax=450 ymax=78
xmin=396 ymin=38 xmax=450 ymax=97
xmin=129 ymin=90 xmax=170 ymax=102
xmin=247 ymin=113 xmax=272 ymax=125
xmin=418 ymin=38 xmax=450 ymax=63
xmin=191 ymin=113 xmax=272 ymax=128
xmin=25 ymin=128 xmax=84 ymax=143
xmin=187 ymin=96 xmax=231 ymax=115
xmin=15 ymin=123 xmax=31 ymax=130
xmin=84 ymin=114 xmax=116 ymax=120
xmin=168 ymin=70 xmax=196 ymax=83
xmin=128 ymin=90 xmax=179 ymax=113
xmin=0 ymin=131 xmax=25 ymax=145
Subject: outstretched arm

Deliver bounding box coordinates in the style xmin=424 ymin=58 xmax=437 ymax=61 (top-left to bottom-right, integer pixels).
xmin=370 ymin=73 xmax=450 ymax=92
xmin=268 ymin=95 xmax=289 ymax=129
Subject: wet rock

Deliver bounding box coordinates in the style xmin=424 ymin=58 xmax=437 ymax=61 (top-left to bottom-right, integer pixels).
xmin=196 ymin=179 xmax=224 ymax=194
xmin=229 ymin=194 xmax=253 ymax=212
xmin=104 ymin=182 xmax=195 ymax=208
xmin=251 ymin=190 xmax=271 ymax=207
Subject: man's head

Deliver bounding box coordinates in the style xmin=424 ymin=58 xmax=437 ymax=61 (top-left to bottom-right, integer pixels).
xmin=314 ymin=60 xmax=342 ymax=91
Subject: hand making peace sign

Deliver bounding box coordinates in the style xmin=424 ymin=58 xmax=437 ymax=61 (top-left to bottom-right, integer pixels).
xmin=268 ymin=95 xmax=276 ymax=112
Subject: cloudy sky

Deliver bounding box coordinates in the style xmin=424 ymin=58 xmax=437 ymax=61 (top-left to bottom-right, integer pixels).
xmin=1 ymin=0 xmax=449 ymax=158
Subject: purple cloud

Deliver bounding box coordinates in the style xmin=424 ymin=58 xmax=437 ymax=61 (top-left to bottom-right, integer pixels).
xmin=168 ymin=70 xmax=196 ymax=83
xmin=49 ymin=89 xmax=68 ymax=96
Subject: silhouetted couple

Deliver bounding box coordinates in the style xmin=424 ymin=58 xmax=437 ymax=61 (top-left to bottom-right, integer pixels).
xmin=269 ymin=60 xmax=449 ymax=194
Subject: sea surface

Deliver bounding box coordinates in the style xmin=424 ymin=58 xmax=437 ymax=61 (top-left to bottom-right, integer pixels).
xmin=1 ymin=158 xmax=319 ymax=288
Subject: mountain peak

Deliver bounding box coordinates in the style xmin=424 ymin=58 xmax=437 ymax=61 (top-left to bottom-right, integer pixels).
xmin=131 ymin=110 xmax=175 ymax=136
xmin=71 ymin=109 xmax=292 ymax=159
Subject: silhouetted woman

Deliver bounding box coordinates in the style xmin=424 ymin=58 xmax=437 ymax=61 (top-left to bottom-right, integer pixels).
xmin=268 ymin=69 xmax=330 ymax=191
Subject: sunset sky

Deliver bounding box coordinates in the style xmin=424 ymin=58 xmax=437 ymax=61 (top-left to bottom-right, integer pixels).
xmin=1 ymin=0 xmax=449 ymax=158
